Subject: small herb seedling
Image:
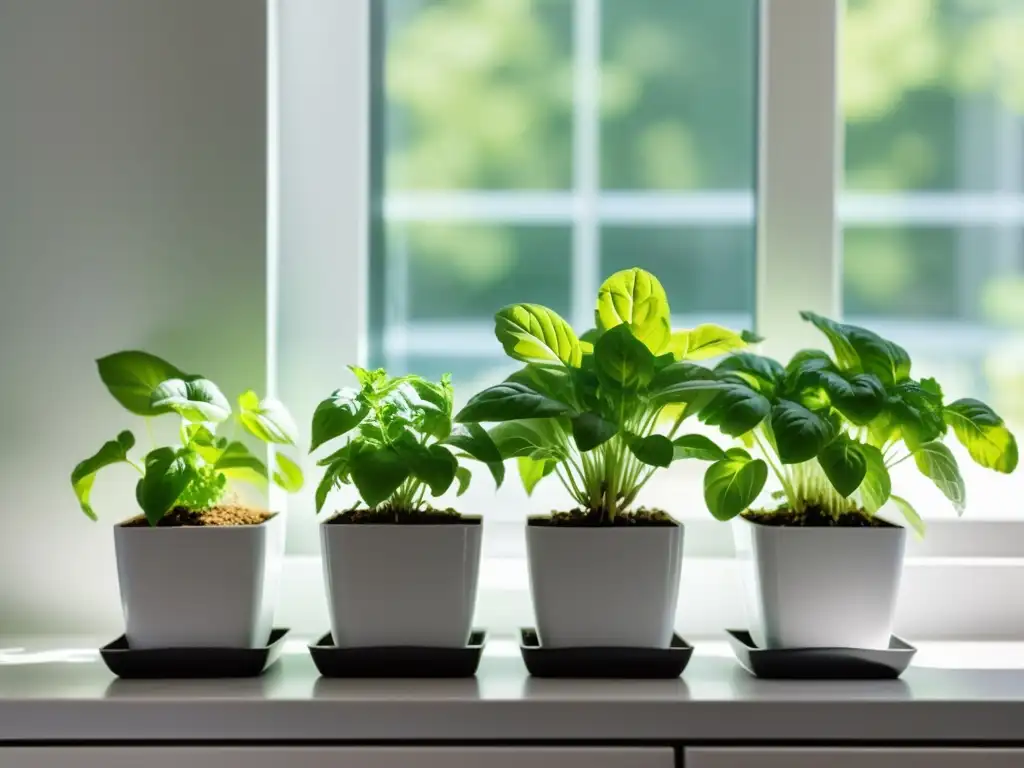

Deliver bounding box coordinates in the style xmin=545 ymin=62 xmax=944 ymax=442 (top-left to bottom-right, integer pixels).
xmin=310 ymin=367 xmax=504 ymax=518
xmin=677 ymin=313 xmax=1019 ymax=533
xmin=455 ymin=268 xmax=756 ymax=523
xmin=71 ymin=351 xmax=304 ymax=525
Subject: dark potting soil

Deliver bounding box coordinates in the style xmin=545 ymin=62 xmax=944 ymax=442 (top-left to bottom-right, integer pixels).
xmin=742 ymin=506 xmax=894 ymax=528
xmin=327 ymin=506 xmax=477 ymax=525
xmin=532 ymin=507 xmax=678 ymax=527
xmin=122 ymin=504 xmax=273 ymax=527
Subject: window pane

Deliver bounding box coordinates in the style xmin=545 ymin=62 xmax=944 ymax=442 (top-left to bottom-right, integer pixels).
xmin=843 ymin=0 xmax=1024 ymax=517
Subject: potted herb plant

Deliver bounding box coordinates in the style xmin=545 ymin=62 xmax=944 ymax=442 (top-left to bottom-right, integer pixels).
xmin=455 ymin=268 xmax=753 ymax=648
xmin=677 ymin=312 xmax=1019 ymax=649
xmin=71 ymin=351 xmax=304 ymax=649
xmin=310 ymin=367 xmax=504 ymax=648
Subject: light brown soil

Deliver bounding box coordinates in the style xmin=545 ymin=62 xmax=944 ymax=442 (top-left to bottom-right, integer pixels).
xmin=532 ymin=507 xmax=678 ymax=527
xmin=743 ymin=506 xmax=893 ymax=528
xmin=328 ymin=506 xmax=473 ymax=525
xmin=123 ymin=504 xmax=273 ymax=527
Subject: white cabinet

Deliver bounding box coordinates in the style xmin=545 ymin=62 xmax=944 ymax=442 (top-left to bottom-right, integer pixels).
xmin=0 ymin=747 xmax=674 ymax=768
xmin=686 ymin=748 xmax=1024 ymax=767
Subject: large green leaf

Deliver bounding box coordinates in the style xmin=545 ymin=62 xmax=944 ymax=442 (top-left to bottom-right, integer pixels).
xmin=238 ymin=390 xmax=299 ymax=445
xmin=517 ymin=455 xmax=556 ymax=495
xmin=700 ymin=383 xmax=772 ymax=437
xmin=349 ymin=444 xmax=411 ymax=508
xmin=272 ymin=453 xmax=304 ymax=493
xmin=944 ymin=398 xmax=1019 ymax=474
xmin=770 ymin=400 xmax=836 ymax=464
xmin=506 ymin=364 xmax=575 ymax=407
xmin=570 ymin=412 xmax=617 ymax=452
xmin=442 ymin=423 xmax=506 ymax=487
xmin=715 ymin=353 xmax=784 ymax=395
xmin=673 ymin=434 xmax=727 ymax=462
xmin=913 ymin=440 xmax=966 ymax=515
xmin=823 ymin=372 xmax=887 ymax=425
xmin=858 ymin=444 xmax=891 ymax=513
xmin=703 ymin=449 xmax=768 ymax=521
xmin=310 ymin=388 xmax=369 ymax=452
xmin=889 ymin=494 xmax=925 ymax=537
xmin=137 ymin=447 xmax=196 ymax=525
xmin=485 ymin=420 xmax=566 ymax=460
xmin=495 ymin=304 xmax=582 ymax=367
xmin=455 ymin=382 xmax=575 ymax=423
xmin=594 ymin=268 xmax=672 ymax=354
xmin=71 ymin=430 xmax=136 ymax=520
xmin=888 ymin=380 xmax=946 ymax=449
xmin=817 ymin=436 xmax=867 ymax=497
xmin=666 ymin=324 xmax=747 ymax=362
xmin=96 ymin=351 xmax=187 ymax=416
xmin=593 ymin=323 xmax=656 ymax=391
xmin=800 ymin=312 xmax=911 ymax=385
xmin=150 ymin=378 xmax=231 ymax=423
xmin=627 ymin=434 xmax=674 ymax=468
xmin=396 ymin=439 xmax=458 ymax=496
xmin=214 ymin=441 xmax=269 ymax=490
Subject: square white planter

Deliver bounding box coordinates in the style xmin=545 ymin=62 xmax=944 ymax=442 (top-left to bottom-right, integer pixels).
xmin=113 ymin=513 xmax=284 ymax=649
xmin=733 ymin=516 xmax=906 ymax=650
xmin=320 ymin=518 xmax=482 ymax=648
xmin=526 ymin=518 xmax=684 ymax=648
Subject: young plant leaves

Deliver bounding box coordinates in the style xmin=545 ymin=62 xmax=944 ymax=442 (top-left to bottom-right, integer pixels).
xmin=570 ymin=412 xmax=617 ymax=452
xmin=272 ymin=453 xmax=304 ymax=493
xmin=96 ymin=351 xmax=187 ymax=416
xmin=703 ymin=449 xmax=768 ymax=521
xmin=817 ymin=435 xmax=867 ymax=497
xmin=944 ymin=398 xmax=1019 ymax=474
xmin=889 ymin=494 xmax=925 ymax=537
xmin=214 ymin=441 xmax=269 ymax=490
xmin=150 ymin=378 xmax=231 ymax=423
xmin=593 ymin=323 xmax=656 ymax=391
xmin=455 ymin=381 xmax=574 ymax=423
xmin=310 ymin=388 xmax=368 ymax=452
xmin=700 ymin=383 xmax=771 ymax=437
xmin=666 ymin=324 xmax=747 ymax=362
xmin=673 ymin=434 xmax=728 ymax=462
xmin=137 ymin=447 xmax=196 ymax=525
xmin=517 ymin=455 xmax=556 ymax=495
xmin=71 ymin=430 xmax=136 ymax=520
xmin=715 ymin=353 xmax=784 ymax=395
xmin=455 ymin=466 xmax=472 ymax=496
xmin=349 ymin=444 xmax=410 ymax=508
xmin=238 ymin=390 xmax=299 ymax=445
xmin=913 ymin=440 xmax=966 ymax=515
xmin=627 ymin=434 xmax=674 ymax=468
xmin=770 ymin=400 xmax=835 ymax=464
xmin=396 ymin=439 xmax=458 ymax=496
xmin=858 ymin=444 xmax=891 ymax=513
xmin=442 ymin=423 xmax=506 ymax=487
xmin=495 ymin=304 xmax=582 ymax=367
xmin=594 ymin=267 xmax=671 ymax=354
xmin=800 ymin=312 xmax=911 ymax=386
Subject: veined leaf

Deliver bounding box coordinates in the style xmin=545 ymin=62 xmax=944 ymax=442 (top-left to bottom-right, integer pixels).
xmin=700 ymin=383 xmax=772 ymax=437
xmin=137 ymin=447 xmax=196 ymax=525
xmin=310 ymin=388 xmax=370 ymax=452
xmin=673 ymin=434 xmax=727 ymax=462
xmin=571 ymin=412 xmax=617 ymax=452
xmin=890 ymin=494 xmax=925 ymax=537
xmin=627 ymin=433 xmax=674 ymax=468
xmin=495 ymin=304 xmax=582 ymax=367
xmin=667 ymin=324 xmax=747 ymax=362
xmin=944 ymin=398 xmax=1019 ymax=474
xmin=486 ymin=419 xmax=566 ymax=461
xmin=517 ymin=455 xmax=556 ymax=495
xmin=214 ymin=441 xmax=269 ymax=490
xmin=96 ymin=351 xmax=187 ymax=416
xmin=506 ymin=364 xmax=575 ymax=407
xmin=238 ymin=390 xmax=299 ymax=445
xmin=703 ymin=450 xmax=768 ymax=521
xmin=771 ymin=400 xmax=835 ymax=464
xmin=817 ymin=436 xmax=867 ymax=497
xmin=349 ymin=443 xmax=410 ymax=508
xmin=593 ymin=322 xmax=657 ymax=395
xmin=396 ymin=439 xmax=458 ymax=497
xmin=913 ymin=440 xmax=966 ymax=515
xmin=455 ymin=382 xmax=574 ymax=423
xmin=71 ymin=430 xmax=136 ymax=520
xmin=715 ymin=353 xmax=784 ymax=395
xmin=858 ymin=444 xmax=891 ymax=513
xmin=150 ymin=378 xmax=231 ymax=423
xmin=595 ymin=267 xmax=672 ymax=353
xmin=442 ymin=423 xmax=506 ymax=487
xmin=800 ymin=312 xmax=911 ymax=385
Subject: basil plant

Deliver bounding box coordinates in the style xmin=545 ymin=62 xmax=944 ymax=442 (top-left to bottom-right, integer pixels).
xmin=454 ymin=268 xmax=755 ymax=523
xmin=310 ymin=367 xmax=504 ymax=517
xmin=72 ymin=351 xmax=305 ymax=526
xmin=678 ymin=313 xmax=1019 ymax=533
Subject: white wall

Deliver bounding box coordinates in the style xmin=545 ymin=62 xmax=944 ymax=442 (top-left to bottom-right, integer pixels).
xmin=0 ymin=0 xmax=267 ymax=634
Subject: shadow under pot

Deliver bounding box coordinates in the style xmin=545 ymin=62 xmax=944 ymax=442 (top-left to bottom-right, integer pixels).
xmin=733 ymin=514 xmax=907 ymax=650
xmin=320 ymin=514 xmax=482 ymax=647
xmin=114 ymin=512 xmax=284 ymax=649
xmin=526 ymin=514 xmax=684 ymax=648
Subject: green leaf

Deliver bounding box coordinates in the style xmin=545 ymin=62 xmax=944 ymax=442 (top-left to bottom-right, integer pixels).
xmin=184 ymin=424 xmax=224 ymax=464
xmin=150 ymin=378 xmax=231 ymax=423
xmin=310 ymin=388 xmax=369 ymax=452
xmin=398 ymin=376 xmax=454 ymax=440
xmin=700 ymin=383 xmax=772 ymax=437
xmin=889 ymin=494 xmax=925 ymax=537
xmin=96 ymin=351 xmax=187 ymax=416
xmin=137 ymin=447 xmax=196 ymax=525
xmin=238 ymin=390 xmax=299 ymax=445
xmin=649 ymin=361 xmax=716 ymax=393
xmin=349 ymin=443 xmax=411 ymax=508
xmin=594 ymin=268 xmax=672 ymax=354
xmin=798 ymin=312 xmax=861 ymax=371
xmin=703 ymin=450 xmax=768 ymax=521
xmin=944 ymin=398 xmax=1019 ymax=473
xmin=71 ymin=430 xmax=135 ymax=520
xmin=888 ymin=380 xmax=946 ymax=449
xmin=495 ymin=304 xmax=582 ymax=367
xmin=627 ymin=434 xmax=674 ymax=468
xmin=570 ymin=412 xmax=617 ymax=452
xmin=824 ymin=372 xmax=887 ymax=425
xmin=455 ymin=466 xmax=472 ymax=496
xmin=396 ymin=440 xmax=458 ymax=496
xmin=442 ymin=423 xmax=506 ymax=487
xmin=673 ymin=434 xmax=727 ymax=462
xmin=214 ymin=441 xmax=269 ymax=490
xmin=314 ymin=467 xmax=338 ymax=514
xmin=913 ymin=440 xmax=966 ymax=515
xmin=770 ymin=400 xmax=835 ymax=464
xmin=858 ymin=444 xmax=891 ymax=513
xmin=715 ymin=353 xmax=784 ymax=395
xmin=666 ymin=324 xmax=747 ymax=362
xmin=517 ymin=455 xmax=555 ymax=495
xmin=593 ymin=323 xmax=656 ymax=391
xmin=817 ymin=436 xmax=868 ymax=497
xmin=505 ymin=364 xmax=575 ymax=406
xmin=272 ymin=453 xmax=304 ymax=493
xmin=800 ymin=312 xmax=911 ymax=385
xmin=485 ymin=420 xmax=566 ymax=460
xmin=455 ymin=382 xmax=574 ymax=423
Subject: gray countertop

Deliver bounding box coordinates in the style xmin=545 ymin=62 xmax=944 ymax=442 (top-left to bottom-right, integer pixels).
xmin=1 ymin=637 xmax=1023 ymax=743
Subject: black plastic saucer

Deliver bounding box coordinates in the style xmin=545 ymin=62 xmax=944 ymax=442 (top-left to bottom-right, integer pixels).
xmin=309 ymin=630 xmax=486 ymax=678
xmin=519 ymin=628 xmax=693 ymax=679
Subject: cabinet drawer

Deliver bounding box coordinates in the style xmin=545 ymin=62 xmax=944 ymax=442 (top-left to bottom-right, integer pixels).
xmin=0 ymin=747 xmax=675 ymax=768
xmin=687 ymin=748 xmax=1024 ymax=768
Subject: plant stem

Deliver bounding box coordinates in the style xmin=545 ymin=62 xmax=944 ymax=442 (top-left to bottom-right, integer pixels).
xmin=886 ymin=452 xmax=913 ymax=470
xmin=753 ymin=429 xmax=797 ymax=509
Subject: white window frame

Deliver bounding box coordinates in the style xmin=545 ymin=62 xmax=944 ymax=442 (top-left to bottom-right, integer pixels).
xmin=271 ymin=0 xmax=1024 ymax=639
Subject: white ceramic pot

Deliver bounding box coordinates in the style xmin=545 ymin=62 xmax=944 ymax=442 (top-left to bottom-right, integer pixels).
xmin=113 ymin=512 xmax=284 ymax=649
xmin=526 ymin=517 xmax=684 ymax=648
xmin=733 ymin=515 xmax=906 ymax=650
xmin=320 ymin=518 xmax=482 ymax=648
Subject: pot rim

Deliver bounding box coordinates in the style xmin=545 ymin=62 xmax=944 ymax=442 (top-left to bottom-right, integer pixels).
xmin=116 ymin=510 xmax=280 ymax=530
xmin=735 ymin=513 xmax=905 ymax=533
